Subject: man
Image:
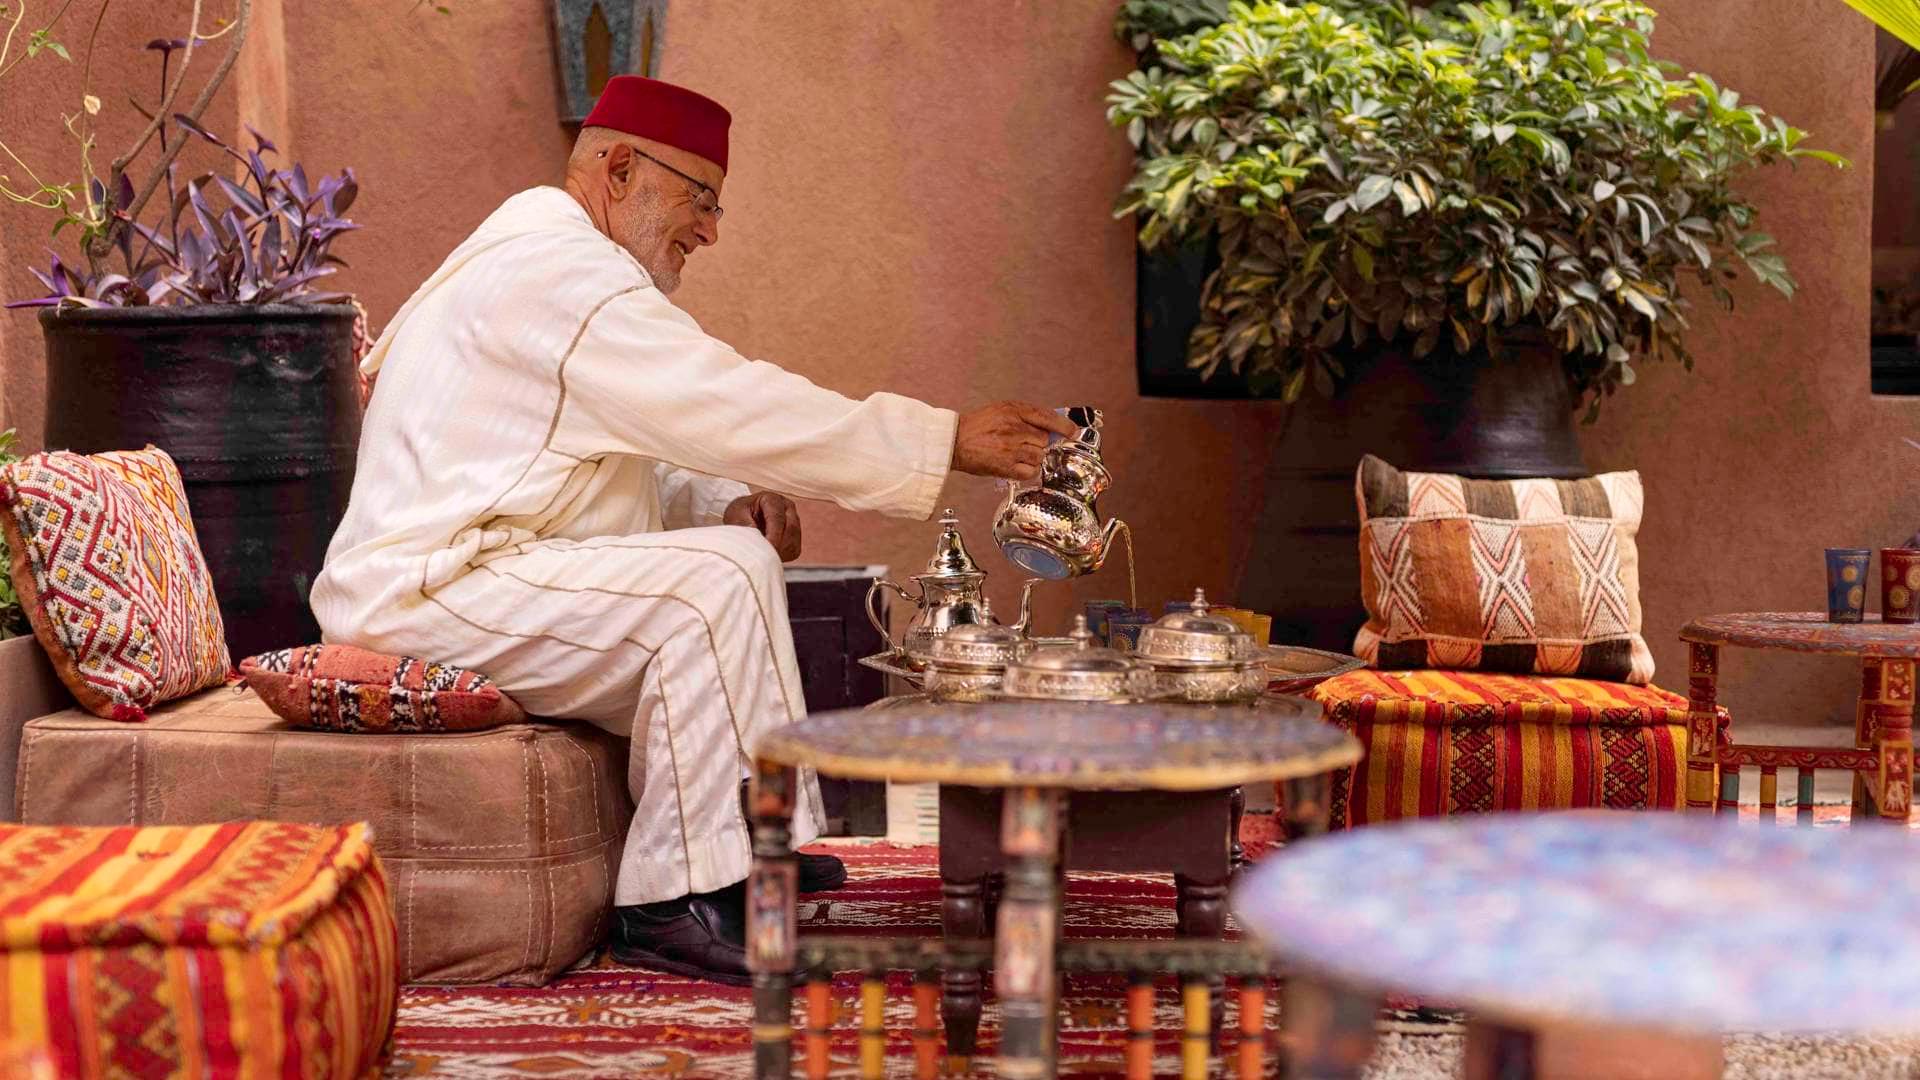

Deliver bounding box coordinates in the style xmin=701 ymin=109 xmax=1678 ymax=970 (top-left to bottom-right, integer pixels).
xmin=311 ymin=75 xmax=1073 ymax=985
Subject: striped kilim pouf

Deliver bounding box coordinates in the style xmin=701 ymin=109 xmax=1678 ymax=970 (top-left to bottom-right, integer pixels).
xmin=0 ymin=821 xmax=398 ymax=1077
xmin=1308 ymin=669 xmax=1723 ymax=826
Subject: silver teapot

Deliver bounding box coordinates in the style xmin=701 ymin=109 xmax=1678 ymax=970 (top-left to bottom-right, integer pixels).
xmin=992 ymin=406 xmax=1126 ymax=581
xmin=867 ymin=509 xmax=1035 ymax=664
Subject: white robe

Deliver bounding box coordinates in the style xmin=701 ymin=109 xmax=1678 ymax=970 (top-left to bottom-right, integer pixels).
xmin=312 ymin=186 xmax=957 ymax=904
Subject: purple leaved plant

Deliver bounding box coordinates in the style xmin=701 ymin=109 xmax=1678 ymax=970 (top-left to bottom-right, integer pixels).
xmin=10 ymin=115 xmax=359 ymax=310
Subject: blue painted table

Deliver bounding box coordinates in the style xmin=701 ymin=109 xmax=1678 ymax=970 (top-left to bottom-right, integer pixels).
xmin=1233 ymin=811 xmax=1920 ymax=1079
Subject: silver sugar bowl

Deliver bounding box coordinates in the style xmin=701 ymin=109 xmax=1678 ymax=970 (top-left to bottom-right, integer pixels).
xmin=999 ymin=615 xmax=1150 ymax=702
xmin=1135 ymin=588 xmax=1267 ymax=704
xmin=922 ymin=618 xmax=1025 ymax=701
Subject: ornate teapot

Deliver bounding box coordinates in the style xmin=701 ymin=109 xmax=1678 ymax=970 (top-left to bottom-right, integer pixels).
xmin=867 ymin=510 xmax=1035 ymax=664
xmin=992 ymin=406 xmax=1126 ymax=581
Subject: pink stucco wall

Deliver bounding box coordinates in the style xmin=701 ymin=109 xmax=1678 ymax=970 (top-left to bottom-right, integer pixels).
xmin=0 ymin=0 xmax=1890 ymax=728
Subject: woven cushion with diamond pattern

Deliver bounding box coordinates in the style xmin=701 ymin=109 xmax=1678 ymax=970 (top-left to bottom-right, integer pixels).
xmin=0 ymin=446 xmax=230 ymax=720
xmin=1354 ymin=454 xmax=1654 ymax=684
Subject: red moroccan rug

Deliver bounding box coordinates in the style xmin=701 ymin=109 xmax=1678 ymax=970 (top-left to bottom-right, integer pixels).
xmin=387 ymin=820 xmax=1291 ymax=1078
xmin=385 ymin=805 xmax=1894 ymax=1079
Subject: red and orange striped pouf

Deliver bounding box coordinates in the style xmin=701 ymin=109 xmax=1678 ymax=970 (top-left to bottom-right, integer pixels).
xmin=1308 ymin=669 xmax=1712 ymax=826
xmin=0 ymin=820 xmax=398 ymax=1078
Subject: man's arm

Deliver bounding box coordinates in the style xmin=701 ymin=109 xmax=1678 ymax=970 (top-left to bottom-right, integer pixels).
xmin=558 ymin=288 xmax=957 ymax=521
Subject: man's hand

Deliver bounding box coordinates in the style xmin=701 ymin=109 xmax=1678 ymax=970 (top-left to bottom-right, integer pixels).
xmin=724 ymin=492 xmax=803 ymax=562
xmin=952 ymin=401 xmax=1080 ymax=481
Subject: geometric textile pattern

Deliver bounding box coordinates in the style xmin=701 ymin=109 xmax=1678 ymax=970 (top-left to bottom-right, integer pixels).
xmin=0 ymin=447 xmax=230 ymax=720
xmin=1353 ymin=453 xmax=1654 ymax=684
xmin=0 ymin=821 xmax=397 ymax=1078
xmin=240 ymin=642 xmax=528 ymax=733
xmin=1310 ymin=668 xmax=1704 ymax=825
xmin=377 ymin=828 xmax=1919 ymax=1079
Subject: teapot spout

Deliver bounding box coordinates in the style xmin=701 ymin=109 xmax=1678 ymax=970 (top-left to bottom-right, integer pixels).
xmin=1011 ymin=579 xmax=1038 ymax=635
xmin=1092 ymin=517 xmax=1126 ymax=572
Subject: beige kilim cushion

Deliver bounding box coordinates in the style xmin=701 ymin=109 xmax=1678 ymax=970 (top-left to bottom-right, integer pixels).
xmin=1354 ymin=454 xmax=1653 ymax=684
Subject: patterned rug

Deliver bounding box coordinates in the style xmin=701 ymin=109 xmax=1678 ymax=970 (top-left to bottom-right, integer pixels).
xmin=385 ymin=809 xmax=1920 ymax=1079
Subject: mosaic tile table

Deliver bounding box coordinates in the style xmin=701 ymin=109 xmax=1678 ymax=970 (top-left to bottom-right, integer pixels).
xmin=1680 ymin=612 xmax=1920 ymax=823
xmin=745 ymin=699 xmax=1360 ymax=1080
xmin=1232 ymin=812 xmax=1920 ymax=1080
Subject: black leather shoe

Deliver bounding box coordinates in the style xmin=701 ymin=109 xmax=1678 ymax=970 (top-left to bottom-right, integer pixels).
xmin=610 ymin=884 xmax=749 ymax=986
xmin=798 ymin=852 xmax=847 ymax=893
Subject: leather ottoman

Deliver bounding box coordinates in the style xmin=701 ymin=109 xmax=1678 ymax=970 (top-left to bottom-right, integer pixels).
xmin=15 ymin=687 xmax=631 ymax=986
xmin=0 ymin=820 xmax=397 ymax=1077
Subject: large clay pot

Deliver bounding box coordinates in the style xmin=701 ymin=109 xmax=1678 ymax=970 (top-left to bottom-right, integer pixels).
xmin=1233 ymin=330 xmax=1586 ymax=652
xmin=41 ymin=304 xmax=360 ymax=659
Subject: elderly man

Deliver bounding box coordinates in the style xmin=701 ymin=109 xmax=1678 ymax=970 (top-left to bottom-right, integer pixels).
xmin=312 ymin=76 xmax=1072 ymax=985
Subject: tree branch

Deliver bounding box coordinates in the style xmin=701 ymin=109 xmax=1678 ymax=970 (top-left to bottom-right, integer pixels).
xmin=102 ymin=0 xmax=201 ymax=199
xmin=91 ymin=0 xmax=252 ymax=263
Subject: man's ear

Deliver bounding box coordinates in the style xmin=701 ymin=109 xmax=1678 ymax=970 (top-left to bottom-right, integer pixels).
xmin=605 ymin=144 xmax=636 ymax=197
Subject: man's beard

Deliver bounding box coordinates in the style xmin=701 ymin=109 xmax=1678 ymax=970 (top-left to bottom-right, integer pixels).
xmin=621 ymin=192 xmax=681 ymax=294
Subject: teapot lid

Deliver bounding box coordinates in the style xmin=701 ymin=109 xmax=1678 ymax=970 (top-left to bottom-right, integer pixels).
xmin=1137 ymin=588 xmax=1255 ymax=666
xmin=919 ymin=509 xmax=985 ymax=580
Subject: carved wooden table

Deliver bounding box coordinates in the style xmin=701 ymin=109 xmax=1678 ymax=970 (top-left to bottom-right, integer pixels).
xmin=1680 ymin=613 xmax=1920 ymax=822
xmin=1233 ymin=812 xmax=1920 ymax=1079
xmin=745 ymin=699 xmax=1360 ymax=1080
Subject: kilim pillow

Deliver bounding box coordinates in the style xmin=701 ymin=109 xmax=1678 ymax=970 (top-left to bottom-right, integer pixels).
xmin=1354 ymin=453 xmax=1654 ymax=684
xmin=240 ymin=642 xmax=528 ymax=732
xmin=0 ymin=446 xmax=230 ymax=720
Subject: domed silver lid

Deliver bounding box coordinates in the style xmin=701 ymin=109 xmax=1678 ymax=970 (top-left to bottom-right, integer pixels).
xmin=1136 ymin=588 xmax=1255 ymax=667
xmin=927 ymin=618 xmax=1024 ymax=671
xmin=1000 ymin=616 xmax=1147 ymax=701
xmin=919 ymin=508 xmax=984 ymax=582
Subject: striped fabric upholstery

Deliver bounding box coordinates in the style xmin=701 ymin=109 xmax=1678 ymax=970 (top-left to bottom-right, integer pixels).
xmin=1309 ymin=669 xmax=1697 ymax=826
xmin=0 ymin=821 xmax=398 ymax=1078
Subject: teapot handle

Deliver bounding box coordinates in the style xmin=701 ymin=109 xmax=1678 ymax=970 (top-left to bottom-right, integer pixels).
xmin=865 ymin=578 xmax=917 ymax=654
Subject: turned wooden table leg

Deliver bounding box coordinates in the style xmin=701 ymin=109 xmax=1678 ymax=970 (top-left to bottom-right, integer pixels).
xmin=1229 ymin=785 xmax=1248 ymax=877
xmin=1875 ymin=657 xmax=1914 ymax=823
xmin=939 ymin=871 xmax=989 ymax=1069
xmin=1855 ymin=657 xmax=1884 ymax=819
xmin=747 ymin=759 xmax=799 ymax=1080
xmin=996 ymin=786 xmax=1063 ymax=1080
xmin=1685 ymin=643 xmax=1721 ymax=814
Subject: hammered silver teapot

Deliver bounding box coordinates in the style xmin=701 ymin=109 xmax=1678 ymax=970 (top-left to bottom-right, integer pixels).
xmin=867 ymin=510 xmax=1035 ymax=664
xmin=992 ymin=406 xmax=1127 ymax=581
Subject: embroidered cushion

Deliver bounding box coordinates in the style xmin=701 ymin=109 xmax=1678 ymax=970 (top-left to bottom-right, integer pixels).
xmin=1307 ymin=669 xmax=1714 ymax=825
xmin=0 ymin=821 xmax=397 ymax=1077
xmin=1354 ymin=454 xmax=1654 ymax=684
xmin=0 ymin=446 xmax=230 ymax=721
xmin=240 ymin=642 xmax=527 ymax=732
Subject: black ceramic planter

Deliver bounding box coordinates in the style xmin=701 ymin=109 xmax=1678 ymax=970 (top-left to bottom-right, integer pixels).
xmin=41 ymin=303 xmax=361 ymax=659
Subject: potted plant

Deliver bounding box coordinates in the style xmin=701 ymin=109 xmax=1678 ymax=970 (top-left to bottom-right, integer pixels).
xmin=1106 ymin=0 xmax=1844 ymax=645
xmin=2 ymin=2 xmax=368 ymax=657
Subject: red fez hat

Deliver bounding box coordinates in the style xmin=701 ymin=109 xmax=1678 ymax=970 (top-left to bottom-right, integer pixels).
xmin=583 ymin=75 xmax=731 ymax=174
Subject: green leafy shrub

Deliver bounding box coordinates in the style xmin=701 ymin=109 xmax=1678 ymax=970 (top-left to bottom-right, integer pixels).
xmin=1107 ymin=0 xmax=1846 ymax=413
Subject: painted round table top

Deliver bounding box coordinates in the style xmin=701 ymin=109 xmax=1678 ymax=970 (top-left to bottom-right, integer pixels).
xmin=1233 ymin=812 xmax=1920 ymax=1035
xmin=757 ymin=698 xmax=1359 ymax=790
xmin=1681 ymin=612 xmax=1920 ymax=658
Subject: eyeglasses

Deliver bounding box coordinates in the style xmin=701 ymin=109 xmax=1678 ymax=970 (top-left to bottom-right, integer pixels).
xmin=597 ymin=144 xmax=724 ymax=221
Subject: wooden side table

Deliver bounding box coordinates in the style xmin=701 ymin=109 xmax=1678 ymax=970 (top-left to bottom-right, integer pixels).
xmin=1233 ymin=812 xmax=1920 ymax=1079
xmin=1680 ymin=613 xmax=1920 ymax=823
xmin=744 ymin=699 xmax=1360 ymax=1080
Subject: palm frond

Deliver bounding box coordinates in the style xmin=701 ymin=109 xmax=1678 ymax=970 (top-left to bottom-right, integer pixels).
xmin=1844 ymin=0 xmax=1920 ymax=53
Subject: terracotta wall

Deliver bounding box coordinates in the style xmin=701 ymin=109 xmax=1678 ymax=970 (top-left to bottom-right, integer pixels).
xmin=0 ymin=0 xmax=1886 ymax=728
